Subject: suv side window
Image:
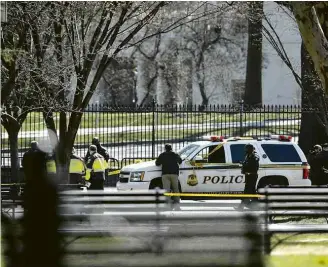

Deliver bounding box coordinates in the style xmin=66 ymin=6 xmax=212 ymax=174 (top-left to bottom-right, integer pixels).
xmin=195 ymin=145 xmax=226 ymax=163
xmin=261 ymin=144 xmax=301 ymax=162
xmin=208 ymin=145 xmax=226 ymax=163
xmin=230 ymin=144 xmax=246 ymax=163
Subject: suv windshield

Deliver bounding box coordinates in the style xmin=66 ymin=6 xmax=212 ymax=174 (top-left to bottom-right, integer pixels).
xmin=178 ymin=144 xmax=200 ymax=160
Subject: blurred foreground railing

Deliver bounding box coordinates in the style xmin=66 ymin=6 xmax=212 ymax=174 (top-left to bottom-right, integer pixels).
xmin=259 ymin=185 xmax=328 ymax=254
xmin=2 ymin=188 xmax=264 ymax=267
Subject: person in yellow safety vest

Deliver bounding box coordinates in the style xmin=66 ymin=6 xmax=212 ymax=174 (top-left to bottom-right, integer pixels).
xmin=46 ymin=151 xmax=57 ymax=176
xmin=69 ymin=147 xmax=86 ymax=184
xmin=85 ymin=145 xmax=106 ymax=190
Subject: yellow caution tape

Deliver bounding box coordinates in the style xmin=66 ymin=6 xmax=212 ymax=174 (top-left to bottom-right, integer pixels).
xmin=108 ymin=169 xmax=120 ymax=175
xmin=164 ymin=192 xmax=263 ymax=198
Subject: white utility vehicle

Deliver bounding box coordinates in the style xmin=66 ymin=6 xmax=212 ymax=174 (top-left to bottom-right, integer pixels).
xmin=117 ymin=135 xmax=311 ymax=193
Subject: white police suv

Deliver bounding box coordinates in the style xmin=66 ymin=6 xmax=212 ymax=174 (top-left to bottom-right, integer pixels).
xmin=116 ymin=135 xmax=311 ymax=193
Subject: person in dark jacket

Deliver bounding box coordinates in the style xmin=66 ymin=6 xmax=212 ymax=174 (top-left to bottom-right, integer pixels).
xmin=155 ymin=144 xmax=182 ymax=210
xmin=21 ymin=141 xmax=62 ymax=267
xmin=308 ymin=144 xmax=328 ymax=185
xmin=235 ymin=143 xmax=260 ymax=211
xmin=84 ymin=137 xmax=110 ymax=163
xmin=85 ymin=145 xmax=106 ymax=190
xmin=22 ymin=141 xmax=42 ymax=181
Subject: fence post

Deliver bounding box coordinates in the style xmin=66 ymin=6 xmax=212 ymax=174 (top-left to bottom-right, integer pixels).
xmin=264 ymin=186 xmax=271 ymax=254
xmin=152 ymin=99 xmax=156 ymax=159
xmin=239 ymin=100 xmax=244 ymax=137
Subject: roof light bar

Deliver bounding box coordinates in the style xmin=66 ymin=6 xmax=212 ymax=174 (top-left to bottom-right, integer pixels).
xmin=270 ymin=135 xmax=293 ymax=142
xmin=203 ymin=135 xmax=225 ymax=142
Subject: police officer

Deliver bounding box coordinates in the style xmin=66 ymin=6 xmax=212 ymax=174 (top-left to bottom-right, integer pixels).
xmin=45 ymin=150 xmax=57 ymax=180
xmin=320 ymin=144 xmax=328 ymax=185
xmin=22 ymin=141 xmax=41 ymax=180
xmin=85 ymin=145 xmax=106 ymax=190
xmin=21 ymin=141 xmax=61 ymax=267
xmin=236 ymin=143 xmax=259 ymax=211
xmin=84 ymin=137 xmax=110 ymax=163
xmin=85 ymin=137 xmax=110 ymax=184
xmin=308 ymin=144 xmax=328 ymax=185
xmin=155 ymin=144 xmax=182 ymax=210
xmin=69 ymin=147 xmax=86 ymax=184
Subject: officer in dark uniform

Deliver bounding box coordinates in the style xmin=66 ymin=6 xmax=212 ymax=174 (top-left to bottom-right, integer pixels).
xmin=308 ymin=144 xmax=328 ymax=185
xmin=69 ymin=147 xmax=86 ymax=184
xmin=319 ymin=144 xmax=328 ymax=185
xmin=236 ymin=143 xmax=260 ymax=211
xmin=85 ymin=145 xmax=106 ymax=190
xmin=84 ymin=137 xmax=110 ymax=163
xmin=308 ymin=145 xmax=324 ymax=185
xmin=21 ymin=141 xmax=62 ymax=267
xmin=22 ymin=141 xmax=41 ymax=180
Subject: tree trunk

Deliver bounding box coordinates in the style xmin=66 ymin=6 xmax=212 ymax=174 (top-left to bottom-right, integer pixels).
xmin=57 ymin=111 xmax=69 ymax=184
xmin=299 ymin=42 xmax=328 ymax=153
xmin=8 ymin=128 xmax=20 ymax=183
xmin=244 ymin=1 xmax=263 ymax=106
xmin=292 ymin=3 xmax=328 ymax=96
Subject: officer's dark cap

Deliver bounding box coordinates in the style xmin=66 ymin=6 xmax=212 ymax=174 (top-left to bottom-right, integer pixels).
xmin=245 ymin=143 xmax=254 ymax=149
xmin=165 ymin=143 xmax=172 ymax=151
xmin=92 ymin=137 xmax=99 ymax=145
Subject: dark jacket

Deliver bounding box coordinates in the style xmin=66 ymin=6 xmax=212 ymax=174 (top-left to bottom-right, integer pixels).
xmin=84 ymin=145 xmax=110 ymax=163
xmin=155 ymin=151 xmax=182 ymax=175
xmin=241 ymin=152 xmax=259 ymax=174
xmin=308 ymin=151 xmax=328 ymax=185
xmin=22 ymin=149 xmax=47 ymax=180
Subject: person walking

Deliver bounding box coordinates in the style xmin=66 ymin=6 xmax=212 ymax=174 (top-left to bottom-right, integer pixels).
xmin=235 ymin=143 xmax=260 ymax=211
xmin=69 ymin=147 xmax=86 ymax=184
xmin=85 ymin=145 xmax=106 ymax=190
xmin=155 ymin=144 xmax=182 ymax=210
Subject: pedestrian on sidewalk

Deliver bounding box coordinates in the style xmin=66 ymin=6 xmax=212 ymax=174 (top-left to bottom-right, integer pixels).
xmin=155 ymin=144 xmax=182 ymax=211
xmin=235 ymin=143 xmax=259 ymax=211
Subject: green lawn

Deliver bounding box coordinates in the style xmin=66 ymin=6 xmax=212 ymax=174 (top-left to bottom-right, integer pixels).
xmin=62 ymin=233 xmax=328 ymax=267
xmin=1 ymin=111 xmax=301 ymax=133
xmin=269 ymin=255 xmax=328 ymax=267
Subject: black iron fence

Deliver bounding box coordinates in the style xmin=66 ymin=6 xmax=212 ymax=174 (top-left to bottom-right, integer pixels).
xmin=1 ymin=102 xmax=314 ymax=167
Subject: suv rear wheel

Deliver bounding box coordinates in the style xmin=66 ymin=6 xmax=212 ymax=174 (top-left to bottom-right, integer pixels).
xmin=257 ymin=176 xmax=288 ymax=191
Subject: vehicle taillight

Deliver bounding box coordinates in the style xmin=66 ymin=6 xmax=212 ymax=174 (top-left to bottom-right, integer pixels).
xmin=302 ymin=162 xmax=310 ymax=179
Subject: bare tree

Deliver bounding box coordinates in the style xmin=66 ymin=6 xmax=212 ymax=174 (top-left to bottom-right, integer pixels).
xmin=258 ymin=2 xmax=328 ymax=151
xmin=244 ymin=1 xmax=263 ymax=106
xmin=1 ymin=2 xmax=66 ymax=182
